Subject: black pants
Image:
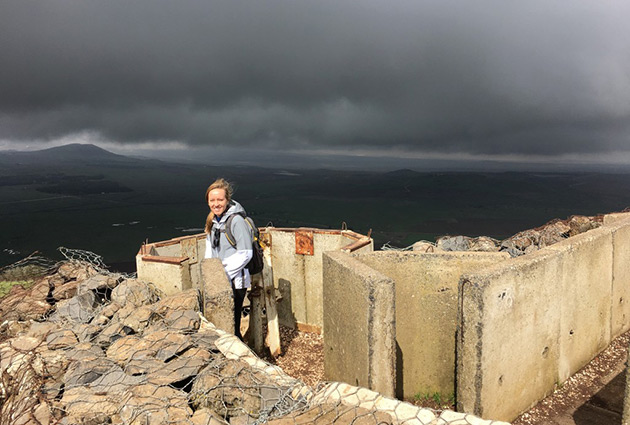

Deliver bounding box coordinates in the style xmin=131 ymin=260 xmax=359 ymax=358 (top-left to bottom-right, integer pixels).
xmin=233 ymin=287 xmax=247 ymax=341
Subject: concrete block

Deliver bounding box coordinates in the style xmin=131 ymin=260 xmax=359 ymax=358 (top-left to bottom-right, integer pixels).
xmin=458 ymin=225 xmax=617 ymax=422
xmin=354 ymin=251 xmax=509 ymax=399
xmin=624 ymin=339 xmax=630 ymax=425
xmin=135 ymin=257 xmax=191 ymax=296
xmin=323 ymin=251 xmax=396 ymax=397
xmin=269 ymin=229 xmax=373 ymax=331
xmin=546 ymin=226 xmax=613 ymax=382
xmin=604 ymin=212 xmax=630 ymax=226
xmin=458 ymin=248 xmax=564 ymax=421
xmin=200 ymin=259 xmax=234 ymax=334
xmin=607 ymin=218 xmax=630 ymax=338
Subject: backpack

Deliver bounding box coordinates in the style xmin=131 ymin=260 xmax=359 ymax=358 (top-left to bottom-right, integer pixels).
xmin=224 ymin=212 xmax=264 ymax=275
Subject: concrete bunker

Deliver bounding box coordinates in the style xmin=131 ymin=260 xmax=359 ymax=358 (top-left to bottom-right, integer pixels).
xmin=323 ymin=250 xmax=510 ymax=399
xmin=323 ymin=211 xmax=630 ymax=422
xmin=136 ymin=227 xmax=373 ymax=334
xmin=136 ymin=212 xmax=630 ymax=423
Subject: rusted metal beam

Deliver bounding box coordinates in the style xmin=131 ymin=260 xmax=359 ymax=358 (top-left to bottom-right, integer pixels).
xmin=141 ymin=255 xmax=189 ymax=265
xmin=341 ymin=237 xmax=372 ymax=253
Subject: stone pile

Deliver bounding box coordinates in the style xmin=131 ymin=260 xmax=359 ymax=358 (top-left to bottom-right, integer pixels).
xmin=429 ymin=214 xmax=602 ymax=257
xmin=0 ymin=261 xmax=509 ymax=425
xmin=0 ymin=262 xmax=303 ymax=425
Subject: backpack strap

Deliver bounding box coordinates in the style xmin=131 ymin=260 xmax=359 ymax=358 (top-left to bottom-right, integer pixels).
xmin=225 ymin=211 xmax=254 ymax=249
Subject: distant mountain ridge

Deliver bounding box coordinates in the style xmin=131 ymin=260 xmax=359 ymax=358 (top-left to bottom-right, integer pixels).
xmin=0 ymin=143 xmax=142 ymax=166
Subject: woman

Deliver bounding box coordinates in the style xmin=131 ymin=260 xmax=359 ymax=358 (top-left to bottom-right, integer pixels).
xmin=204 ymin=178 xmax=253 ymax=340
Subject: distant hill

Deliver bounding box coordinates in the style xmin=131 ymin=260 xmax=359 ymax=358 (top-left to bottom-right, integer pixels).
xmin=0 ymin=143 xmax=143 ymax=167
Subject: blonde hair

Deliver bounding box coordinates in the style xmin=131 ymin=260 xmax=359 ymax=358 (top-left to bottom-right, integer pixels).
xmin=204 ymin=178 xmax=233 ymax=233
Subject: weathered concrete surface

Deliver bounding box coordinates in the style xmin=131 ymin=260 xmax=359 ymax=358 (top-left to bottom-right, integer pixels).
xmin=608 ymin=216 xmax=630 ymax=339
xmin=268 ymin=229 xmax=373 ymax=331
xmin=323 ymin=251 xmax=395 ymax=397
xmin=136 ymin=235 xmax=206 ymax=296
xmin=201 ymin=258 xmax=234 ymax=334
xmin=136 ymin=256 xmax=192 ymax=296
xmin=354 ymin=250 xmax=509 ymax=399
xmin=458 ymin=224 xmax=620 ymax=422
xmin=546 ymin=226 xmax=613 ymax=383
xmin=624 ymin=338 xmax=630 ymax=425
xmin=458 ymin=248 xmax=564 ymax=422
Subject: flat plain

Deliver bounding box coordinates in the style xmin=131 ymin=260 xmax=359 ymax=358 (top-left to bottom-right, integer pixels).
xmin=2 ymin=144 xmax=630 ymax=270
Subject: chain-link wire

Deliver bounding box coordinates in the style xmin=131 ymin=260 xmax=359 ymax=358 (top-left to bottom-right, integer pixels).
xmin=0 ymin=254 xmax=510 ymax=425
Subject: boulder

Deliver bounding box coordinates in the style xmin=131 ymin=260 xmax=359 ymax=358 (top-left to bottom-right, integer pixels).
xmin=412 ymin=241 xmax=439 ymax=252
xmin=46 ymin=329 xmax=78 ymax=350
xmin=65 ymin=342 xmax=104 ymax=361
xmin=569 ymin=215 xmax=600 ymax=236
xmin=61 ymin=386 xmax=121 ymax=424
xmin=164 ymin=309 xmax=201 ymax=332
xmin=51 ymin=291 xmax=98 ymax=324
xmin=111 ymin=278 xmax=156 ymax=307
xmin=154 ymin=289 xmax=201 ymax=315
xmin=436 ymin=235 xmax=471 ymax=251
xmin=469 ymin=236 xmax=500 ymax=252
xmin=539 ymin=220 xmax=570 ymax=247
xmin=191 ymin=358 xmax=280 ymax=420
xmin=52 ymin=280 xmax=79 ymax=301
xmin=77 ymin=274 xmax=120 ymax=296
xmin=118 ymin=384 xmax=192 ymax=425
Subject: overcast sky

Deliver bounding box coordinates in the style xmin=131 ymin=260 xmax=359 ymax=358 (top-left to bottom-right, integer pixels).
xmin=1 ymin=1 xmax=629 ymax=166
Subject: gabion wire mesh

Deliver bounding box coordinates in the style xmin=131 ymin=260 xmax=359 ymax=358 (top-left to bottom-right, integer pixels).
xmin=0 ymin=251 xmax=510 ymax=425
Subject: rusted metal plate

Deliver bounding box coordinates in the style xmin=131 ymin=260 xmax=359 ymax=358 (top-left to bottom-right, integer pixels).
xmin=181 ymin=238 xmax=198 ymax=264
xmin=295 ymin=230 xmax=314 ymax=255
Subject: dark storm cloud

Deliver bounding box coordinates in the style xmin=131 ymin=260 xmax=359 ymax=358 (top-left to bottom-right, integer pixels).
xmin=1 ymin=0 xmax=629 ymax=156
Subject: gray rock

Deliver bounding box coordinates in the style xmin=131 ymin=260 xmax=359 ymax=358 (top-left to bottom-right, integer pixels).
xmin=64 ymin=357 xmax=144 ymax=393
xmin=46 ymin=329 xmax=78 ymax=350
xmin=154 ymin=288 xmax=201 ymax=315
xmin=65 ymin=343 xmax=104 ymax=361
xmin=77 ymin=274 xmax=120 ymax=296
xmin=164 ymin=309 xmax=201 ymax=332
xmin=191 ymin=358 xmax=276 ymax=419
xmin=111 ymin=278 xmax=156 ymax=307
xmin=436 ymin=235 xmax=471 ymax=251
xmin=146 ymin=351 xmax=209 ymax=385
xmin=52 ymin=291 xmax=97 ymax=324
xmin=73 ymin=323 xmax=102 ymax=342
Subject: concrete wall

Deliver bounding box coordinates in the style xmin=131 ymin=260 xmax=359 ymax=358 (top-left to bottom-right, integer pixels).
xmin=322 ymin=251 xmax=396 ymax=397
xmin=136 ymin=229 xmax=372 ymax=333
xmin=268 ymin=229 xmax=373 ymax=331
xmin=200 ymin=258 xmax=234 ymax=334
xmin=135 ymin=234 xmax=206 ymax=296
xmin=135 ymin=257 xmax=192 ymax=296
xmin=352 ymin=251 xmax=509 ymax=400
xmin=458 ymin=215 xmax=630 ymax=422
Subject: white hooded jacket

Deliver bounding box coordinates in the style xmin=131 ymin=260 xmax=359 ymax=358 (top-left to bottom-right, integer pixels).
xmin=204 ymin=200 xmax=253 ymax=289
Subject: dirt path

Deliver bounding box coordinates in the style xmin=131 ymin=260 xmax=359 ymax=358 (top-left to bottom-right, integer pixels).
xmin=513 ymin=331 xmax=629 ymax=425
